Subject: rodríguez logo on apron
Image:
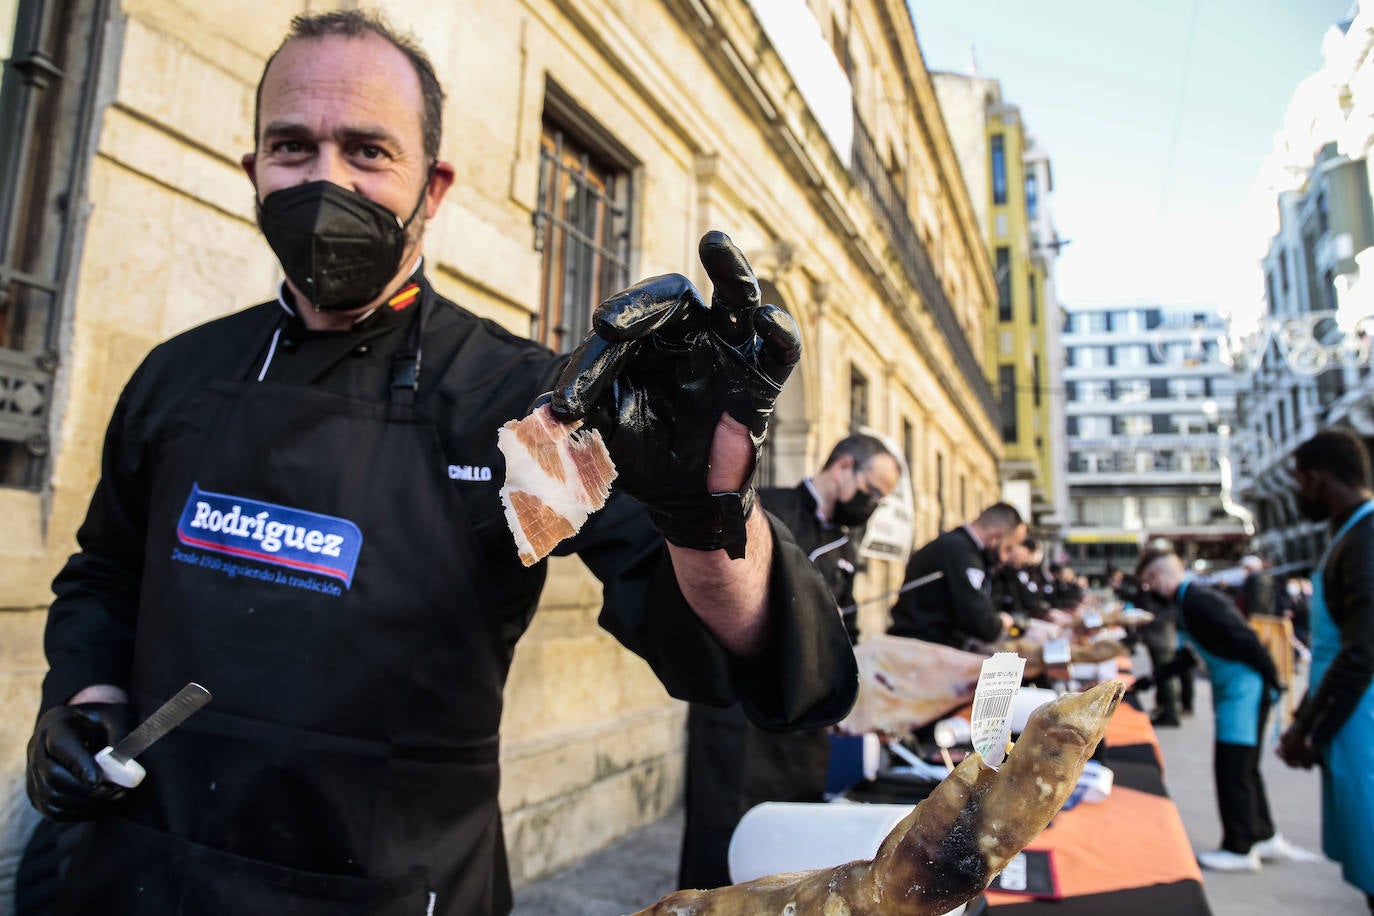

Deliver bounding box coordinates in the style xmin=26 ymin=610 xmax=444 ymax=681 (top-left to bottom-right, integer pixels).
xmin=175 ymin=483 xmax=363 ymax=587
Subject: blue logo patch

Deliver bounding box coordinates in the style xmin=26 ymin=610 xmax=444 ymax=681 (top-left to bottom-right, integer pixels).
xmin=176 ymin=483 xmax=363 ymax=587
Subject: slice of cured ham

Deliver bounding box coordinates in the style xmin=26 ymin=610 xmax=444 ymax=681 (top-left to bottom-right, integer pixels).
xmin=839 ymin=635 xmax=987 ymax=735
xmin=497 ymin=403 xmax=617 ymax=566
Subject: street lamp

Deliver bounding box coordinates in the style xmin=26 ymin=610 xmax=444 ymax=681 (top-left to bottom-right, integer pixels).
xmin=1198 ymin=398 xmax=1255 ymax=536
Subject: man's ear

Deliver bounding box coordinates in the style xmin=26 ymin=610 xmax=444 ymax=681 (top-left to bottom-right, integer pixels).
xmin=425 ymin=159 xmax=456 ymax=218
xmin=242 ymin=152 xmax=258 ymax=188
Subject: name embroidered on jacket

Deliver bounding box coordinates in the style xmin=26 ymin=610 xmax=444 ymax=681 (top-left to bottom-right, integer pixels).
xmin=176 ymin=483 xmax=363 ymax=586
xmin=447 ymin=464 xmax=492 ymax=481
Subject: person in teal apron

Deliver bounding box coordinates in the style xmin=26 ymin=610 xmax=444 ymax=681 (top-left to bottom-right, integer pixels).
xmin=1279 ymin=428 xmax=1374 ymax=913
xmin=1137 ymin=549 xmax=1301 ymax=873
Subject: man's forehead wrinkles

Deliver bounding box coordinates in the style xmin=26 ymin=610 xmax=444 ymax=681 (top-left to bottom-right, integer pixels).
xmin=260 ymin=83 xmax=418 ymax=146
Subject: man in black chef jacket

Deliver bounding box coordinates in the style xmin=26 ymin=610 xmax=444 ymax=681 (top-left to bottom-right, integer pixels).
xmin=678 ymin=433 xmax=901 ymax=889
xmin=888 ymin=502 xmax=1025 ymax=649
xmin=23 ymin=12 xmax=857 ymax=916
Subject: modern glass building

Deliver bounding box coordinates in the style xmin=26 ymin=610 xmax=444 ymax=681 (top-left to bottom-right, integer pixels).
xmin=1062 ymin=303 xmax=1248 ymax=576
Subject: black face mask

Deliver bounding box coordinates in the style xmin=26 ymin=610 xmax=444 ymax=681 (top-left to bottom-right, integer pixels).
xmin=258 ymin=180 xmax=424 ymax=312
xmin=833 ymin=490 xmax=879 ymax=527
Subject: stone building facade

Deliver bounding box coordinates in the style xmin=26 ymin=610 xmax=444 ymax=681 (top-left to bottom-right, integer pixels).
xmin=0 ymin=0 xmax=1000 ymax=897
xmin=1234 ymin=3 xmax=1374 ymax=571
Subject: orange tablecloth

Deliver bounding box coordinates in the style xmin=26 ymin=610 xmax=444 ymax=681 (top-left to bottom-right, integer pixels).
xmin=983 ymin=681 xmax=1208 ymax=914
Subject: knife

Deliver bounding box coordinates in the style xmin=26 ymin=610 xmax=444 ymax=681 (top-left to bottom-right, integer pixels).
xmin=94 ymin=682 xmax=212 ymax=788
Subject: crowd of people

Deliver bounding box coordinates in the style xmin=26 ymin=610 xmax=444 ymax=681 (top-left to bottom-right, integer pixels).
xmin=14 ymin=9 xmax=1374 ymax=916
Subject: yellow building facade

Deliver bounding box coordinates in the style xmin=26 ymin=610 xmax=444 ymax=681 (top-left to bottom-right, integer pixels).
xmin=0 ymin=0 xmax=999 ymax=892
xmin=932 ymin=73 xmax=1063 ymax=529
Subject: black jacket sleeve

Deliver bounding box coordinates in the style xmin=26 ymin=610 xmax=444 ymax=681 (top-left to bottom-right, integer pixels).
xmin=1294 ymin=517 xmax=1374 ymax=747
xmin=41 ymin=374 xmax=151 ymax=714
xmin=569 ymin=496 xmax=858 ymax=731
xmin=1240 ymin=572 xmax=1275 ymax=617
xmin=940 ymin=535 xmax=1002 ymax=643
xmin=889 ymin=531 xmax=1000 ymax=646
xmin=1181 ymin=585 xmax=1280 ymax=688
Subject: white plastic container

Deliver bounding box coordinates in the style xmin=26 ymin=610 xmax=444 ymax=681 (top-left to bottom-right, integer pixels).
xmin=727 ymin=803 xmax=972 ymax=913
xmin=728 ymin=801 xmax=913 ymax=883
xmin=1009 ymin=686 xmax=1059 ymax=734
xmin=933 ymin=715 xmax=971 ymax=748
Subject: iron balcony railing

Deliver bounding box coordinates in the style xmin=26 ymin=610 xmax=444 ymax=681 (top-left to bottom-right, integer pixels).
xmin=850 ymin=115 xmax=999 ymax=426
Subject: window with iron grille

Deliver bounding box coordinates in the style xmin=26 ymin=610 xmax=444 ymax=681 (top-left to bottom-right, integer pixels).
xmin=990 ymin=134 xmax=1007 ymax=205
xmin=902 ymin=418 xmax=914 ymax=474
xmin=0 ymin=0 xmax=109 ymax=488
xmin=936 ymin=450 xmax=946 ymax=532
xmin=995 ymin=247 xmax=1011 ymax=322
xmin=998 ymin=364 xmax=1017 ymax=443
xmin=849 ymin=364 xmax=869 ymax=431
xmin=533 ymin=110 xmax=632 ymax=354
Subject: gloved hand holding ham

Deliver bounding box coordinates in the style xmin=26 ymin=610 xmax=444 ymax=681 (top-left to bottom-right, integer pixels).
xmin=499 ymin=230 xmax=801 ymax=564
xmin=632 ymin=680 xmax=1125 ymax=915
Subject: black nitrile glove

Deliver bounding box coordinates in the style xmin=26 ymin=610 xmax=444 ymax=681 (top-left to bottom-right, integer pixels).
xmin=549 ymin=231 xmax=801 ymax=559
xmin=27 ymin=703 xmax=134 ymax=822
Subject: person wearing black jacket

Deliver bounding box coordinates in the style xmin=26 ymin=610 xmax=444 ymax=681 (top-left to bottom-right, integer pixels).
xmin=991 ymin=541 xmax=1029 ymax=621
xmin=1046 ymin=563 xmax=1086 ymax=610
xmin=1138 ymin=549 xmax=1303 ymax=873
xmin=22 ymin=13 xmax=857 ymax=916
xmin=992 ymin=538 xmax=1058 ymax=626
xmin=888 ymin=503 xmax=1025 ymax=649
xmin=678 ymin=434 xmax=901 ymax=890
xmin=1279 ymin=428 xmax=1374 ymax=911
xmin=1239 ymin=555 xmax=1276 ymax=618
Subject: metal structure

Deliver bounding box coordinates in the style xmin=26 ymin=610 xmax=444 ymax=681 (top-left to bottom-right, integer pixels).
xmin=0 ymin=0 xmax=109 ymax=487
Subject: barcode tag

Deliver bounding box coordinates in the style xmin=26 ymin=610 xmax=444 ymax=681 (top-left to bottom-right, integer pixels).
xmin=971 ymin=652 xmax=1026 ymax=769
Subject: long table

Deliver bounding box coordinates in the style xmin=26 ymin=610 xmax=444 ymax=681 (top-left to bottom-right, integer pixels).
xmin=982 ymin=692 xmax=1211 ymax=914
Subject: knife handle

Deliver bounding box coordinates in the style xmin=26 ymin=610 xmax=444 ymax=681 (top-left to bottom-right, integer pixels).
xmin=95 ymin=747 xmax=146 ymax=788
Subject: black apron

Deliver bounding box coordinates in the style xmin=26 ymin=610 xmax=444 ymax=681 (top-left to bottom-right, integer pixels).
xmin=680 ymin=702 xmax=831 ymax=889
xmin=58 ymin=284 xmax=514 ymax=915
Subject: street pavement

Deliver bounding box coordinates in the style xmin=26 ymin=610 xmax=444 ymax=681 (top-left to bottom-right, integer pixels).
xmin=513 ymin=645 xmax=1370 ymax=914
xmin=1147 ymin=652 xmax=1364 ymax=914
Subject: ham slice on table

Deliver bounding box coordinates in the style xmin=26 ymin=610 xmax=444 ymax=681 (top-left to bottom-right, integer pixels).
xmin=839 ymin=635 xmax=987 ymax=735
xmin=497 ymin=403 xmax=617 ymax=566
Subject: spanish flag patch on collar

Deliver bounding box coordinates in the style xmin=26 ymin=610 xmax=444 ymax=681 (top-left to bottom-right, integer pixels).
xmin=388 ymin=283 xmax=420 ymax=311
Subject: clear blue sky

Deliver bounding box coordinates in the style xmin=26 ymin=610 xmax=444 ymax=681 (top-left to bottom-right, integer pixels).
xmin=909 ymin=0 xmax=1355 ymax=315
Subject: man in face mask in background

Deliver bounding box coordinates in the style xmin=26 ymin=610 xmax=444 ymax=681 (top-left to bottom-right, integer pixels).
xmin=678 ymin=434 xmax=901 ymax=890
xmin=24 ymin=11 xmax=858 ymax=916
xmin=755 ymin=434 xmax=901 ymax=643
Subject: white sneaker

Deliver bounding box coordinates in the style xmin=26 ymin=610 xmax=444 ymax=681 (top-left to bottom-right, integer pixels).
xmin=1197 ymin=848 xmax=1262 ymax=872
xmin=1251 ymin=834 xmax=1325 ymax=863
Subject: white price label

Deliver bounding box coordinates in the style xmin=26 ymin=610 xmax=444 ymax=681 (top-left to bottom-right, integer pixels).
xmin=1043 ymin=637 xmax=1072 ymax=665
xmin=1081 ymin=609 xmax=1104 ymax=629
xmin=971 ymin=652 xmax=1026 ymax=769
xmin=998 ymin=853 xmax=1029 ymax=891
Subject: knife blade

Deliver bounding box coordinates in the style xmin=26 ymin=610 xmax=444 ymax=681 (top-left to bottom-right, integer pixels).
xmin=95 ymin=682 xmax=212 ymax=788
